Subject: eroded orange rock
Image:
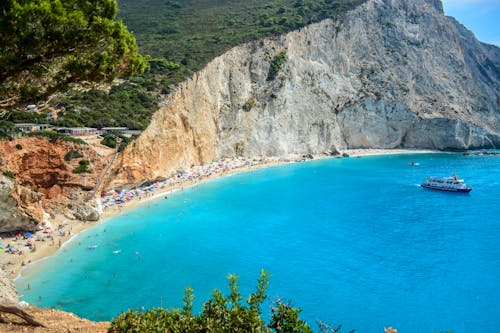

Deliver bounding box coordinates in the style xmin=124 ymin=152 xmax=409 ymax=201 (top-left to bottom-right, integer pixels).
xmin=0 ymin=137 xmax=107 ymax=220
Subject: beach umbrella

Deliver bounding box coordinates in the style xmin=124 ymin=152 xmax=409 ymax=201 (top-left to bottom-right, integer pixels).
xmin=0 ymin=241 xmax=3 ymax=247
xmin=43 ymin=227 xmax=52 ymax=233
xmin=24 ymin=232 xmax=33 ymax=238
xmin=7 ymin=244 xmax=14 ymax=250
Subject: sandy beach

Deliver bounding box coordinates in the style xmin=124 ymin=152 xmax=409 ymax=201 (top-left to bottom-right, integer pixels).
xmin=1 ymin=148 xmax=435 ymax=280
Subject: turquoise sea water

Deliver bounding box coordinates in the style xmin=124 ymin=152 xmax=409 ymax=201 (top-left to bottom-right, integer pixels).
xmin=16 ymin=153 xmax=500 ymax=332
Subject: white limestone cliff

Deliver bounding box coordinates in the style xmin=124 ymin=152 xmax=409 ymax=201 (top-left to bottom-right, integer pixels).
xmin=112 ymin=0 xmax=500 ymax=185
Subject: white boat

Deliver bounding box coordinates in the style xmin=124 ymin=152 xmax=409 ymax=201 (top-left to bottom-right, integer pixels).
xmin=420 ymin=174 xmax=472 ymax=193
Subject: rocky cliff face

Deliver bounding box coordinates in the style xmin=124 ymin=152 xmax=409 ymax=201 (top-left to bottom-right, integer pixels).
xmin=0 ymin=138 xmax=105 ymax=231
xmin=0 ymin=175 xmax=45 ymax=232
xmin=0 ymin=268 xmax=18 ymax=304
xmin=112 ymin=0 xmax=500 ymax=186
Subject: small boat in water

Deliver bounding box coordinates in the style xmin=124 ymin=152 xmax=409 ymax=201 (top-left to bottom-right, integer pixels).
xmin=420 ymin=174 xmax=472 ymax=193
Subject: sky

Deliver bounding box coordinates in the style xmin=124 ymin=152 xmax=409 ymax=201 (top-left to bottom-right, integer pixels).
xmin=441 ymin=0 xmax=500 ymax=46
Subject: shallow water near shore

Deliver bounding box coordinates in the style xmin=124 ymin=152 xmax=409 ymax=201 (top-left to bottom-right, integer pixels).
xmin=16 ymin=153 xmax=500 ymax=332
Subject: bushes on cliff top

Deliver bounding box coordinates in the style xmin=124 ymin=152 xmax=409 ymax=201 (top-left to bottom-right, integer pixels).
xmin=25 ymin=130 xmax=86 ymax=145
xmin=52 ymin=84 xmax=157 ymax=130
xmin=101 ymin=134 xmax=117 ymax=149
xmin=100 ymin=132 xmax=135 ymax=152
xmin=109 ymin=271 xmax=349 ymax=333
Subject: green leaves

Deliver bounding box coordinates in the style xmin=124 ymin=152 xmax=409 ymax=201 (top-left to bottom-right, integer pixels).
xmin=108 ymin=270 xmax=321 ymax=333
xmin=53 ymin=84 xmax=156 ymax=130
xmin=72 ymin=159 xmax=91 ymax=174
xmin=0 ymin=0 xmax=146 ymax=102
xmin=267 ymin=50 xmax=287 ymax=81
xmin=269 ymin=300 xmax=313 ymax=333
xmin=25 ymin=130 xmax=87 ymax=144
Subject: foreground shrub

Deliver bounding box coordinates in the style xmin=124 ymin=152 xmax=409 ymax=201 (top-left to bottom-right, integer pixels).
xmin=109 ymin=271 xmax=351 ymax=333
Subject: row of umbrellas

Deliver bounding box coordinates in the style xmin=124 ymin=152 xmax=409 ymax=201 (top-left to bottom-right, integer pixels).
xmin=0 ymin=226 xmax=53 ymax=251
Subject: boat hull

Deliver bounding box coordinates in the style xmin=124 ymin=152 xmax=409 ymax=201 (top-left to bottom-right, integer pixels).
xmin=420 ymin=183 xmax=472 ymax=193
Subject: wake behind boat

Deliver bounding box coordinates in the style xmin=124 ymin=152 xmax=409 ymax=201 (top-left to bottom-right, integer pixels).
xmin=420 ymin=174 xmax=472 ymax=193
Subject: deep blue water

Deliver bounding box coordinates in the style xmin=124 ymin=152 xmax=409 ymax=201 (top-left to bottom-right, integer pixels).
xmin=16 ymin=153 xmax=500 ymax=332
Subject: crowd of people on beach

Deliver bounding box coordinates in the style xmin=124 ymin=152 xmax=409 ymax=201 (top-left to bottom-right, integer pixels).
xmin=0 ymin=223 xmax=70 ymax=275
xmin=100 ymin=157 xmax=260 ymax=209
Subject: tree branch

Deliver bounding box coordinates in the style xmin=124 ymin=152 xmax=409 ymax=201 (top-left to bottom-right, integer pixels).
xmin=0 ymin=303 xmax=46 ymax=327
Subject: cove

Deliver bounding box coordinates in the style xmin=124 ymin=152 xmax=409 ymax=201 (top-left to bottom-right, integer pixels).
xmin=16 ymin=153 xmax=500 ymax=332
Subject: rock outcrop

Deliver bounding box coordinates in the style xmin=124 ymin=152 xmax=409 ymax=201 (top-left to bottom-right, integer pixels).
xmin=0 ymin=138 xmax=104 ymax=199
xmin=111 ymin=0 xmax=500 ymax=186
xmin=0 ymin=267 xmax=18 ymax=305
xmin=0 ymin=175 xmax=45 ymax=232
xmin=67 ymin=200 xmax=101 ymax=222
xmin=0 ymin=138 xmax=107 ymax=230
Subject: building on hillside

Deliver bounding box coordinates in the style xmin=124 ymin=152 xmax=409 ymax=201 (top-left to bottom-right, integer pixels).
xmin=101 ymin=127 xmax=129 ymax=135
xmin=121 ymin=129 xmax=142 ymax=136
xmin=14 ymin=123 xmax=53 ymax=132
xmin=56 ymin=127 xmax=99 ymax=136
xmin=101 ymin=127 xmax=141 ymax=136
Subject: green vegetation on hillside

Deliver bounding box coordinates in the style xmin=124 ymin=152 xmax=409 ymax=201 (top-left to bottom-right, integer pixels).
xmin=72 ymin=159 xmax=91 ymax=174
xmin=120 ymin=0 xmax=364 ymax=74
xmin=119 ymin=0 xmax=365 ymax=93
xmin=108 ymin=271 xmax=349 ymax=333
xmin=268 ymin=50 xmax=288 ymax=81
xmin=52 ymin=84 xmax=157 ymax=130
xmin=64 ymin=150 xmax=83 ymax=161
xmin=0 ymin=0 xmax=146 ymax=102
xmin=0 ymin=120 xmax=15 ymax=140
xmin=2 ymin=170 xmax=15 ymax=180
xmin=0 ymin=83 xmax=157 ymax=132
xmin=25 ymin=130 xmax=86 ymax=144
xmin=1 ymin=0 xmax=365 ymax=134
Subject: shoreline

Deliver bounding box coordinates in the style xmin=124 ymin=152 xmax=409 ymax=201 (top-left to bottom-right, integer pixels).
xmin=2 ymin=148 xmax=435 ymax=282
